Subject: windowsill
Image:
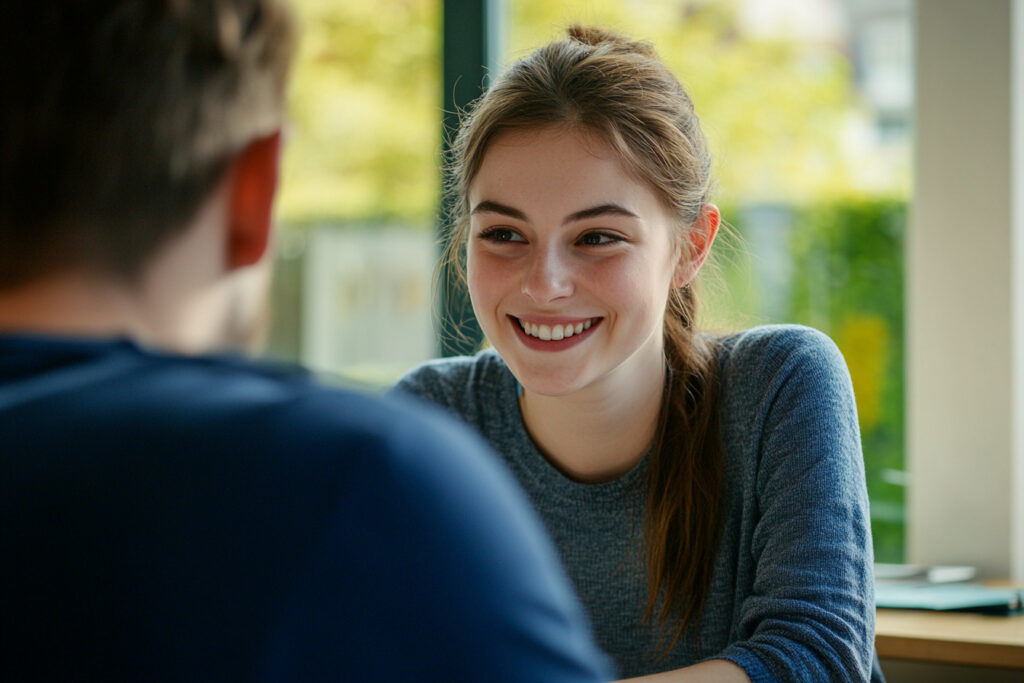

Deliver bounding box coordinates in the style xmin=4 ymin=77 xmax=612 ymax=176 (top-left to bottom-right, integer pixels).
xmin=876 ymin=599 xmax=1024 ymax=669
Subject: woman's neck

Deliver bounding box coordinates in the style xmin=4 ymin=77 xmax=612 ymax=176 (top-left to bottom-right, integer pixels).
xmin=518 ymin=353 xmax=666 ymax=484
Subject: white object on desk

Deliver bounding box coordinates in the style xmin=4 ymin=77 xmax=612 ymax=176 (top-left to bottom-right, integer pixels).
xmin=874 ymin=563 xmax=977 ymax=584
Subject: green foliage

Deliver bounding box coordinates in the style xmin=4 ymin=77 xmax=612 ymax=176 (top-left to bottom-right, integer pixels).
xmin=509 ymin=0 xmax=872 ymax=204
xmin=713 ymin=201 xmax=906 ymax=561
xmin=279 ymin=0 xmax=441 ymax=226
xmin=279 ymin=0 xmax=900 ymax=225
xmin=787 ymin=200 xmax=906 ymax=562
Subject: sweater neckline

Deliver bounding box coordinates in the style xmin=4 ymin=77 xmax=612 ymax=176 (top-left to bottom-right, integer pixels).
xmin=494 ymin=354 xmax=650 ymax=502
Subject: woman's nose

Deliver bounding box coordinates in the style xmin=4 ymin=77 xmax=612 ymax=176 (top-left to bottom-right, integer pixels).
xmin=521 ymin=245 xmax=574 ymax=304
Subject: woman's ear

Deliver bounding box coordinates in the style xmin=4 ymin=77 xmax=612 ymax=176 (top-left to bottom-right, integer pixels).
xmin=672 ymin=203 xmax=720 ymax=288
xmin=226 ymin=131 xmax=282 ymax=270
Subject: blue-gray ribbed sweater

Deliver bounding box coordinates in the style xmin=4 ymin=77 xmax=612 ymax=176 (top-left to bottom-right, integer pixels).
xmin=395 ymin=325 xmax=875 ymax=681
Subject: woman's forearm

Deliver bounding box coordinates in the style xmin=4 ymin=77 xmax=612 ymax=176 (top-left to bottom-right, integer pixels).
xmin=616 ymin=658 xmax=750 ymax=683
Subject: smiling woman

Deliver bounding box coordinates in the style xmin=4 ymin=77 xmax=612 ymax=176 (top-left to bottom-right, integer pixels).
xmin=395 ymin=25 xmax=877 ymax=683
xmin=467 ymin=126 xmax=708 ymax=405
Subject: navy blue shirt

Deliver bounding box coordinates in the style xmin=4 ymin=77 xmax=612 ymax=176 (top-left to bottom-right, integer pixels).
xmin=0 ymin=334 xmax=613 ymax=681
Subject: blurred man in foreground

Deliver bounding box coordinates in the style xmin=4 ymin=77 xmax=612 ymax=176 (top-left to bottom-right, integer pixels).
xmin=0 ymin=2 xmax=612 ymax=680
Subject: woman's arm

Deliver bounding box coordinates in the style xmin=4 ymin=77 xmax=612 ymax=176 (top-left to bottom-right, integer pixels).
xmin=617 ymin=659 xmax=750 ymax=683
xmin=711 ymin=326 xmax=876 ymax=681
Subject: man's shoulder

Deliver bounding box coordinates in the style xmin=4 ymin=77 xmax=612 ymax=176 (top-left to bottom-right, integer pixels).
xmin=155 ymin=347 xmax=492 ymax=467
xmin=136 ymin=344 xmax=425 ymax=442
xmin=1 ymin=337 xmax=614 ymax=681
xmin=0 ymin=335 xmax=477 ymax=467
xmin=0 ymin=334 xmax=536 ymax=568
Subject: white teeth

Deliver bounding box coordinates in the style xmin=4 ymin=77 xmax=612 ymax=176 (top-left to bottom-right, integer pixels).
xmin=518 ymin=318 xmax=595 ymax=340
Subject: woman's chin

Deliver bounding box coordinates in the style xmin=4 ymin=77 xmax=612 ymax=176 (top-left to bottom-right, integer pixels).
xmin=509 ymin=366 xmax=590 ymax=399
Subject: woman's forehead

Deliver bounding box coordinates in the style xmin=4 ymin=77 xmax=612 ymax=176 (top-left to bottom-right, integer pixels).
xmin=470 ymin=125 xmax=679 ymax=221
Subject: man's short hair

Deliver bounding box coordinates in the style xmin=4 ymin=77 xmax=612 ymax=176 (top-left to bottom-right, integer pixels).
xmin=0 ymin=1 xmax=296 ymax=287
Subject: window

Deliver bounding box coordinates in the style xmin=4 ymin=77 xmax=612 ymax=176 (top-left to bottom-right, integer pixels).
xmin=267 ymin=0 xmax=913 ymax=562
xmin=266 ymin=0 xmax=442 ymax=385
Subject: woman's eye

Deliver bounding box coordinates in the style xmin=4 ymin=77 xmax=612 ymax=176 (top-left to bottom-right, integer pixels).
xmin=578 ymin=232 xmax=620 ymax=246
xmin=480 ymin=227 xmax=523 ymax=243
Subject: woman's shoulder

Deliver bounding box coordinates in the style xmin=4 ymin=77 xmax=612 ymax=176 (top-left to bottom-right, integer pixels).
xmin=391 ymin=348 xmax=511 ymax=410
xmin=714 ymin=324 xmax=852 ymax=402
xmin=717 ymin=324 xmax=844 ymax=373
xmin=714 ymin=325 xmax=862 ymax=482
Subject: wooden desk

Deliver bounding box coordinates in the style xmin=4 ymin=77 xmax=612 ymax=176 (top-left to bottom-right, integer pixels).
xmin=876 ymin=608 xmax=1024 ymax=668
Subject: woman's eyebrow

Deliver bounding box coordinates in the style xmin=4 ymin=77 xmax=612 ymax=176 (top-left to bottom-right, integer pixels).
xmin=470 ymin=200 xmax=638 ymax=224
xmin=470 ymin=200 xmax=527 ymax=220
xmin=564 ymin=203 xmax=638 ymax=224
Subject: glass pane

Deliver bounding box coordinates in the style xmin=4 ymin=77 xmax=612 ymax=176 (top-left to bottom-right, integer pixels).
xmin=508 ymin=0 xmax=911 ymax=562
xmin=265 ymin=0 xmax=441 ymax=386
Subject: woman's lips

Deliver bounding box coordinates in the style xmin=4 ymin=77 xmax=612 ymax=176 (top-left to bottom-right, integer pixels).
xmin=509 ymin=315 xmax=602 ymax=350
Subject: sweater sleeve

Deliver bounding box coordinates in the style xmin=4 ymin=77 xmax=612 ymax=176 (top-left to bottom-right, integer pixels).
xmin=716 ymin=327 xmax=875 ymax=682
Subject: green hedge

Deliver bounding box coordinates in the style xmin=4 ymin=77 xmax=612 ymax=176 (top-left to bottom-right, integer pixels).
xmin=718 ymin=200 xmax=906 ymax=562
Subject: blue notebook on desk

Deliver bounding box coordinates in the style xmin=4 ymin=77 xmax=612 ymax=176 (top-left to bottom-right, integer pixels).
xmin=875 ymin=581 xmax=1024 ymax=615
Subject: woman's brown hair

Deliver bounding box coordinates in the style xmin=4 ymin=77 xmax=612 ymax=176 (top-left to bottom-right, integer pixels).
xmin=444 ymin=25 xmax=724 ymax=653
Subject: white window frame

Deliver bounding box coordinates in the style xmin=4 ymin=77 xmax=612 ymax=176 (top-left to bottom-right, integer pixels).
xmin=908 ymin=0 xmax=1024 ymax=579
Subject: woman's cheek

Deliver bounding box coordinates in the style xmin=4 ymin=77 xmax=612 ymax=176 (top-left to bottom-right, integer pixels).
xmin=469 ymin=252 xmax=509 ymax=296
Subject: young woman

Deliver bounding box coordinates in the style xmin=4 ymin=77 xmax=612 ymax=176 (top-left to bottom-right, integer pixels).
xmin=396 ymin=26 xmax=875 ymax=682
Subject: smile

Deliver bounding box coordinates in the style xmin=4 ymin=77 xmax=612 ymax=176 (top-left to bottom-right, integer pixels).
xmin=514 ymin=317 xmax=600 ymax=341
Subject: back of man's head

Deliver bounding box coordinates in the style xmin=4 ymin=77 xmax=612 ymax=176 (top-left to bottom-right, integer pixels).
xmin=0 ymin=1 xmax=295 ymax=289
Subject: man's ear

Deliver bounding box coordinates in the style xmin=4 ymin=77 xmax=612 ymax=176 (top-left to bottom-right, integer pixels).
xmin=672 ymin=203 xmax=720 ymax=288
xmin=227 ymin=131 xmax=282 ymax=270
